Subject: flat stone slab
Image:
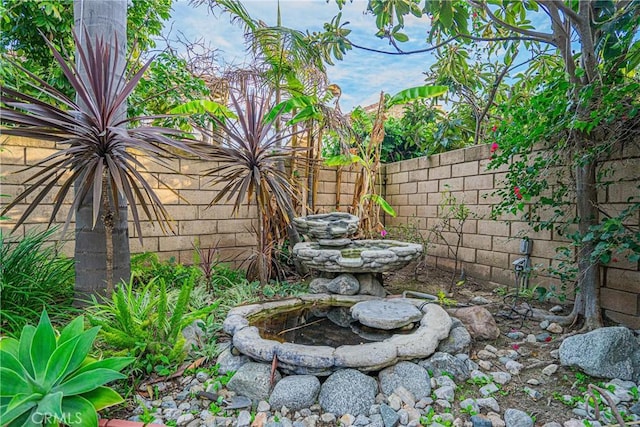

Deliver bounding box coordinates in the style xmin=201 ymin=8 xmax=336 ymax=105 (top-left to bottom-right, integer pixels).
xmin=350 ymin=300 xmax=423 ymax=330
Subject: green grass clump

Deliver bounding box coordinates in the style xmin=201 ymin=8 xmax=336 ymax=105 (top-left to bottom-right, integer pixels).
xmin=0 ymin=228 xmax=75 ymax=336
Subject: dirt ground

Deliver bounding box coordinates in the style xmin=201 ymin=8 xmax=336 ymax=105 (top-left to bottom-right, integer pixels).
xmin=384 ymin=263 xmax=597 ymax=424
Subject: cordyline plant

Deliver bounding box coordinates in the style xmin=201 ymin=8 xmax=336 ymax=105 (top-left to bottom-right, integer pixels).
xmin=0 ymin=31 xmax=202 ymax=294
xmin=197 ymin=89 xmax=304 ymax=285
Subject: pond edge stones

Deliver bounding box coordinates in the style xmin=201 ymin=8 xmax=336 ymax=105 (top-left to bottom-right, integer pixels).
xmin=226 ymin=295 xmax=453 ymax=375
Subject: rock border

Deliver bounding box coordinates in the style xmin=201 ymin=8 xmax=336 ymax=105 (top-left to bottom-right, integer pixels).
xmin=224 ymin=294 xmax=452 ymax=375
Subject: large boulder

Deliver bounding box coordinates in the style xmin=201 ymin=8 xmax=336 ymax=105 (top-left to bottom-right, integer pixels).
xmin=447 ymin=306 xmax=500 ymax=340
xmin=269 ymin=375 xmax=320 ymax=411
xmin=378 ymin=361 xmax=431 ymax=400
xmin=318 ymin=369 xmax=377 ymax=416
xmin=559 ymin=327 xmax=640 ymax=381
xmin=327 ymin=274 xmax=360 ymax=295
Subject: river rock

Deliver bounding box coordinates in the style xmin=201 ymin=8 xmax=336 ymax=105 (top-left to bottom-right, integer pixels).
xmin=437 ymin=324 xmax=472 ymax=354
xmin=559 ymin=327 xmax=640 ymax=381
xmin=216 ymin=346 xmax=250 ymax=375
xmin=327 ymin=274 xmax=360 ymax=295
xmin=269 ymin=375 xmax=320 ymax=411
xmin=504 ymin=408 xmax=533 ymax=427
xmin=356 ymin=273 xmax=386 ymax=297
xmin=351 ymin=300 xmax=422 ymax=330
xmin=419 ymin=352 xmax=470 ymax=381
xmin=309 ymin=278 xmax=331 ymax=294
xmin=226 ymin=362 xmax=281 ymax=401
xmin=379 ymin=361 xmax=432 ymax=400
xmin=319 ymin=369 xmax=377 ymax=416
xmin=447 ymin=306 xmax=500 ymax=340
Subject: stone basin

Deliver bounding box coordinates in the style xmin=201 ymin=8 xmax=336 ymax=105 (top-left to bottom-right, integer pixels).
xmin=292 ymin=239 xmax=423 ymax=273
xmin=293 ymin=213 xmax=359 ymax=240
xmin=223 ymin=294 xmax=452 ymax=375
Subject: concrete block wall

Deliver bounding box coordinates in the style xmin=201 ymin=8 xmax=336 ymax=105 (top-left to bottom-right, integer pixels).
xmin=384 ymin=144 xmax=640 ymax=328
xmin=0 ymin=137 xmax=358 ymax=266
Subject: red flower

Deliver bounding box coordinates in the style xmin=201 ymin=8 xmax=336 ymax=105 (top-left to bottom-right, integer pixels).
xmin=612 ymin=258 xmax=618 ymax=263
xmin=514 ymin=187 xmax=523 ymax=200
xmin=491 ymin=125 xmax=498 ymax=132
xmin=544 ymin=336 xmax=552 ymax=342
xmin=512 ymin=344 xmax=520 ymax=351
xmin=490 ymin=142 xmax=499 ymax=153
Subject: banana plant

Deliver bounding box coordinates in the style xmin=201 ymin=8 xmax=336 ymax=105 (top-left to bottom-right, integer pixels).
xmin=0 ymin=310 xmax=133 ymax=426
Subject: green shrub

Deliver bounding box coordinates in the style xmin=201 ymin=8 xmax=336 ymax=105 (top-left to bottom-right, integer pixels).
xmin=0 ymin=228 xmax=75 ymax=336
xmin=87 ymin=272 xmax=219 ymax=375
xmin=130 ymin=252 xmax=202 ymax=289
xmin=0 ymin=310 xmax=133 ymax=426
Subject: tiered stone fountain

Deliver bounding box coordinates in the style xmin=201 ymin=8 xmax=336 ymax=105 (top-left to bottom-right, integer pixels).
xmin=223 ymin=213 xmax=452 ymax=375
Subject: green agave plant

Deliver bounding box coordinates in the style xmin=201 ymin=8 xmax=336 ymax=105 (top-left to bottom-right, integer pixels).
xmin=0 ymin=310 xmax=133 ymax=426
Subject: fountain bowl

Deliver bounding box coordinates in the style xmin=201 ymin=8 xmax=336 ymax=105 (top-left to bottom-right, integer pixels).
xmin=292 ymin=239 xmax=423 ymax=273
xmin=293 ymin=212 xmax=359 ymax=240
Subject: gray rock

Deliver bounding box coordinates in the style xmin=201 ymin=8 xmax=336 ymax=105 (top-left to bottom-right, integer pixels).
xmin=437 ymin=325 xmax=472 ymax=354
xmin=216 ymin=347 xmax=251 ymax=374
xmin=237 ymin=410 xmax=252 ymax=427
xmin=327 ymin=274 xmax=360 ymax=295
xmin=393 ymin=386 xmax=416 ymax=408
xmin=630 ymin=402 xmax=640 ymax=415
xmin=327 ymin=306 xmax=354 ymax=327
xmin=227 ymin=362 xmax=281 ymax=401
xmin=476 ymin=397 xmax=500 ymax=412
xmin=419 ymin=352 xmax=470 ymax=381
xmin=459 ymin=398 xmax=479 ymax=414
xmin=536 ymin=332 xmax=551 ymax=342
xmin=356 ymin=273 xmax=386 ymax=297
xmin=379 ymin=404 xmax=400 ymax=427
xmin=222 ymin=315 xmax=249 ymax=336
xmin=319 ymin=369 xmax=377 ymax=416
xmin=379 ymin=361 xmax=432 ymax=399
xmin=559 ymin=327 xmax=640 ymax=381
xmin=470 ymin=415 xmax=493 ymax=427
xmin=539 ymin=320 xmax=550 ymax=330
xmin=471 ymin=296 xmax=491 ymax=305
xmin=351 ymin=300 xmax=422 ymax=330
xmin=506 ymin=331 xmax=525 ymax=340
xmin=505 ymin=360 xmax=524 ymax=375
xmin=309 ymin=278 xmax=331 ymax=294
xmin=257 ymin=400 xmax=271 ymax=412
xmin=479 ymin=383 xmax=499 ymax=396
xmin=182 ymin=320 xmax=206 ymax=354
xmin=542 ymin=364 xmax=559 ymax=376
xmin=504 ymin=409 xmax=533 ymax=427
xmin=269 ymin=375 xmax=321 ymax=411
xmin=177 ymin=413 xmax=195 ymax=426
xmin=434 ymin=385 xmax=455 ymax=402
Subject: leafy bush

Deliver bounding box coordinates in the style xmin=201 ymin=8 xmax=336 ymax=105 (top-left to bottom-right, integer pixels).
xmin=130 ymin=252 xmax=202 ymax=289
xmin=87 ymin=272 xmax=218 ymax=375
xmin=0 ymin=228 xmax=75 ymax=336
xmin=0 ymin=310 xmax=133 ymax=426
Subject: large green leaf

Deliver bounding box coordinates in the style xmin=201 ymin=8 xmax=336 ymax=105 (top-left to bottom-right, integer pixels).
xmin=31 ymin=310 xmax=56 ymax=381
xmin=362 ymin=194 xmax=397 ymax=217
xmin=60 ymin=395 xmax=98 ymax=427
xmin=57 ymin=316 xmax=85 ymax=346
xmin=35 ymin=391 xmax=63 ymax=420
xmin=60 ymin=326 xmax=100 ymax=381
xmin=264 ymin=95 xmax=318 ymax=124
xmin=0 ymin=368 xmax=32 ymax=396
xmin=324 ymin=154 xmax=361 ymax=167
xmin=53 ymin=369 xmax=126 ymax=396
xmin=0 ymin=338 xmax=20 ymax=357
xmin=43 ymin=335 xmax=80 ymax=388
xmin=71 ymin=357 xmax=134 ymax=378
xmin=386 ymin=85 xmax=448 ymax=107
xmin=80 ymin=386 xmax=124 ymax=411
xmin=0 ymin=349 xmax=31 ymax=380
xmin=0 ymin=393 xmax=40 ymax=426
xmin=18 ymin=325 xmax=36 ymax=377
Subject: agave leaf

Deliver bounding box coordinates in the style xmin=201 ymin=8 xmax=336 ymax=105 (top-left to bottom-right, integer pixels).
xmin=18 ymin=325 xmax=36 ymax=378
xmin=53 ymin=369 xmax=126 ymax=396
xmin=60 ymin=395 xmax=98 ymax=427
xmin=0 ymin=368 xmax=32 ymax=396
xmin=0 ymin=393 xmax=40 ymax=426
xmin=0 ymin=338 xmax=20 ymax=357
xmin=31 ymin=311 xmax=57 ymax=381
xmin=57 ymin=316 xmax=85 ymax=346
xmin=0 ymin=350 xmax=31 ymax=380
xmin=59 ymin=327 xmax=100 ymax=381
xmin=72 ymin=357 xmax=134 ymax=378
xmin=80 ymin=386 xmax=124 ymax=411
xmin=35 ymin=391 xmax=63 ymax=420
xmin=43 ymin=335 xmax=80 ymax=389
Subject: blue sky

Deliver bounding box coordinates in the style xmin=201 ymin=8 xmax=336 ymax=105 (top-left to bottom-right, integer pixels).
xmin=165 ymin=0 xmax=437 ymax=111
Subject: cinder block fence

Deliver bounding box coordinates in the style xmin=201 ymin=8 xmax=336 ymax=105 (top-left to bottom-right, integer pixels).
xmin=1 ymin=137 xmax=638 ymax=328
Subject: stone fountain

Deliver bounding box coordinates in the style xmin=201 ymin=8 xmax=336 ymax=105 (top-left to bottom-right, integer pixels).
xmin=222 ymin=213 xmax=452 ymax=375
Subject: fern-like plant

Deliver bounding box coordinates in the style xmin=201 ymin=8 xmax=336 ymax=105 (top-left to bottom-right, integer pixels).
xmin=87 ymin=273 xmax=218 ymax=374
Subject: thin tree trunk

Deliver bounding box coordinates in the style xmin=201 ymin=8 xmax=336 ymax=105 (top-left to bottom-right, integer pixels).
xmin=575 ymin=157 xmax=602 ymax=329
xmin=73 ymin=0 xmax=129 ymax=303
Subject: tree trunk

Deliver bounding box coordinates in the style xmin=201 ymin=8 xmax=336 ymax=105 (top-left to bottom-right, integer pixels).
xmin=574 ymin=156 xmax=603 ymax=329
xmin=73 ymin=0 xmax=130 ymax=303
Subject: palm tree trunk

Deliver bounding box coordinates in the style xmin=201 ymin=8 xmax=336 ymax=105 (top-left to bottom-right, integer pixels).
xmin=73 ymin=0 xmax=130 ymax=302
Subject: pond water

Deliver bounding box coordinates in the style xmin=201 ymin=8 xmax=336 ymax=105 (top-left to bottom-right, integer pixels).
xmin=250 ymin=304 xmax=416 ymax=347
